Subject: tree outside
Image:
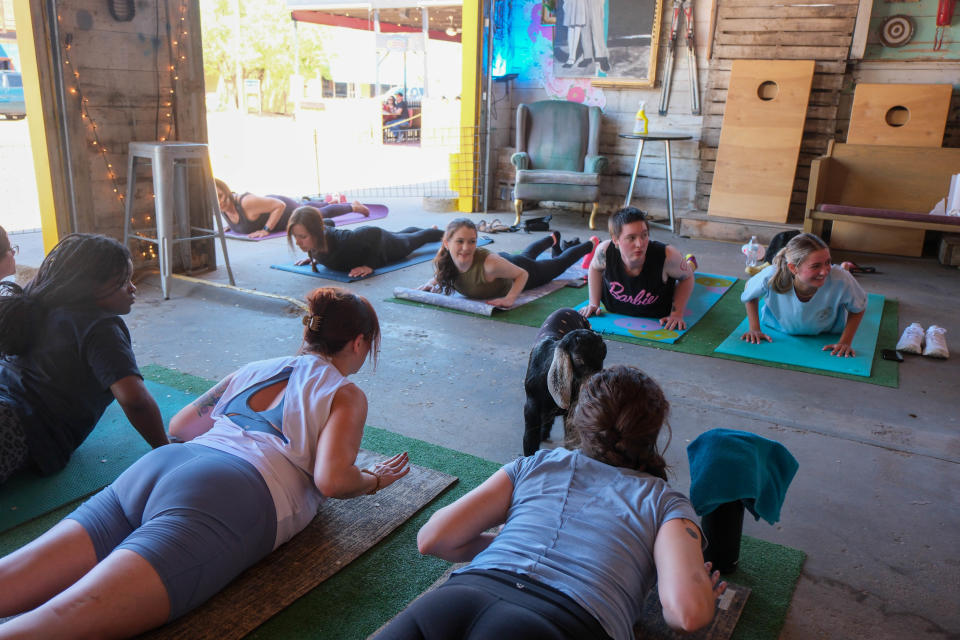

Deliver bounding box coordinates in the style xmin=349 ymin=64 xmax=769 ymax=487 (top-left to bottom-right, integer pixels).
xmin=200 ymin=0 xmax=332 ymax=114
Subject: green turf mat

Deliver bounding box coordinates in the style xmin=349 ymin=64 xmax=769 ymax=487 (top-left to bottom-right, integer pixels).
xmin=0 ymin=377 xmax=198 ymax=533
xmin=388 ymin=280 xmax=899 ymax=387
xmin=0 ymin=367 xmax=806 ymax=639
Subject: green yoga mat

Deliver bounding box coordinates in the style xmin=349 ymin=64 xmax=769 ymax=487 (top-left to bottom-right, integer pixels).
xmin=0 ymin=370 xmax=204 ymax=533
xmin=0 ymin=367 xmax=806 ymax=639
xmin=389 ymin=279 xmax=899 ymax=387
xmin=714 ymin=294 xmax=885 ymax=377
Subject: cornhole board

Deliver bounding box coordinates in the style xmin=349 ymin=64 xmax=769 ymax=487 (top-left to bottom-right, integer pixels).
xmin=831 ymin=83 xmax=952 ymax=257
xmin=708 ymin=60 xmax=815 ymax=223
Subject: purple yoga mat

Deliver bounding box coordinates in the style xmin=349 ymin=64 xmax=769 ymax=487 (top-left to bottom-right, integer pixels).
xmin=223 ymin=204 xmax=390 ymax=241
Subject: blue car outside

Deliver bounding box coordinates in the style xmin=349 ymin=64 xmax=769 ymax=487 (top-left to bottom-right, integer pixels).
xmin=0 ymin=71 xmax=26 ymax=120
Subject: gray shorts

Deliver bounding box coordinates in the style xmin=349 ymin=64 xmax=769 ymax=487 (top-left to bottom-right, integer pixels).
xmin=68 ymin=443 xmax=277 ymax=620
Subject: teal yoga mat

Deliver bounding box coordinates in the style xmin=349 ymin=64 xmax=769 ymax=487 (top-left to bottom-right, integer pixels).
xmin=573 ymin=272 xmax=737 ymax=344
xmin=0 ymin=379 xmax=196 ymax=533
xmin=270 ymin=236 xmax=493 ymax=283
xmin=714 ymin=293 xmax=885 ymax=377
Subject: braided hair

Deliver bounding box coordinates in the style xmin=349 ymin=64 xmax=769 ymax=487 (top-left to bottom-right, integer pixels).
xmin=0 ymin=233 xmax=132 ymax=356
xmin=433 ymin=218 xmax=476 ymax=295
xmin=570 ymin=365 xmax=671 ymax=480
xmin=301 ymin=287 xmax=380 ymax=366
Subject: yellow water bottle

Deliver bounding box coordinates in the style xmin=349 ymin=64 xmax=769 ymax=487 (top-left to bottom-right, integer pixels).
xmin=633 ymin=100 xmax=649 ymax=135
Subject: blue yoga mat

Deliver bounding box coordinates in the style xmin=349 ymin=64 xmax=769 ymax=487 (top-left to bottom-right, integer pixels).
xmin=0 ymin=380 xmax=196 ymax=533
xmin=270 ymin=236 xmax=494 ymax=282
xmin=713 ymin=293 xmax=885 ymax=377
xmin=573 ymin=273 xmax=737 ymax=344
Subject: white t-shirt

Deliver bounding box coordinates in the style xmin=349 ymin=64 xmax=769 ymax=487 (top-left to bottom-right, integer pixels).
xmin=193 ymin=354 xmax=351 ymax=547
xmin=741 ymin=264 xmax=867 ymax=335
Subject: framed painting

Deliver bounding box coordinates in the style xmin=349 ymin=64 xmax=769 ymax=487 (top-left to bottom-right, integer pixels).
xmin=542 ymin=0 xmax=557 ymax=25
xmin=552 ymin=0 xmax=664 ymax=87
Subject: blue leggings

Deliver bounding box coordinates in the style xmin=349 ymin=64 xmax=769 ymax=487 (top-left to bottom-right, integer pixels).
xmin=68 ymin=444 xmax=277 ymax=620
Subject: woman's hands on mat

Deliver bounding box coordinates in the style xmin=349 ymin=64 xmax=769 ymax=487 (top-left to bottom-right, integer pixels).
xmin=486 ymin=294 xmax=518 ymax=308
xmin=348 ymin=266 xmax=374 ymax=278
xmin=368 ymin=452 xmax=411 ymax=493
xmin=740 ymin=329 xmax=772 ymax=344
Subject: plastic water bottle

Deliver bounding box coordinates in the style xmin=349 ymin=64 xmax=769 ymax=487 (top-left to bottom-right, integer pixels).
xmin=633 ymin=100 xmax=649 ymax=135
xmin=741 ymin=236 xmax=764 ymax=267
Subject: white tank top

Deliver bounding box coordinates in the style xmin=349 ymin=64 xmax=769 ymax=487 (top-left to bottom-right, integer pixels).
xmin=193 ymin=354 xmax=352 ymax=547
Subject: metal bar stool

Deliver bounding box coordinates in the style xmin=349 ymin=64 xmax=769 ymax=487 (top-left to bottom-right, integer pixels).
xmin=122 ymin=142 xmax=235 ymax=299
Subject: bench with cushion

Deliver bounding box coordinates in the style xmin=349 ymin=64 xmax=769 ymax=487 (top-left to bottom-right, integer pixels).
xmin=804 ymin=141 xmax=960 ymax=257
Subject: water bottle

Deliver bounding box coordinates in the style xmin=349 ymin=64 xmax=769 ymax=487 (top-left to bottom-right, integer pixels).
xmin=741 ymin=235 xmax=763 ymax=267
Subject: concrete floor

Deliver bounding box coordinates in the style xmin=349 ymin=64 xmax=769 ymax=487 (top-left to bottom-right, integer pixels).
xmin=11 ymin=202 xmax=960 ymax=639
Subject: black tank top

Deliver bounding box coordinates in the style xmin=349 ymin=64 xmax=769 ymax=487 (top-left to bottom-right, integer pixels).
xmin=600 ymin=240 xmax=675 ymax=318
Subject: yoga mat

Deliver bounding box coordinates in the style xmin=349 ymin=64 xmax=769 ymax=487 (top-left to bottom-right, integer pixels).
xmin=392 ymin=263 xmax=587 ymax=316
xmin=142 ymin=451 xmax=456 ymax=640
xmin=713 ymin=294 xmax=886 ymax=377
xmin=572 ymin=273 xmax=737 ymax=344
xmin=388 ymin=280 xmax=899 ymax=387
xmin=0 ymin=373 xmax=201 ymax=533
xmin=223 ymin=205 xmax=389 ymax=241
xmin=0 ymin=367 xmax=805 ymax=640
xmin=271 ymin=237 xmax=493 ymax=283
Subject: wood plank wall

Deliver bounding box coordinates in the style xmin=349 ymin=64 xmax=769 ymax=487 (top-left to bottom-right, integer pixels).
xmin=51 ymin=0 xmax=208 ymax=267
xmin=697 ymin=0 xmax=858 ymax=223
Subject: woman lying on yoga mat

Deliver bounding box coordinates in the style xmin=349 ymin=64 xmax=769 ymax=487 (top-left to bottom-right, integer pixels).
xmin=373 ymin=365 xmax=725 ymax=640
xmin=215 ymin=178 xmax=369 ymax=239
xmin=740 ymin=232 xmax=867 ymax=357
xmin=288 ymin=206 xmax=444 ymax=278
xmin=419 ymin=218 xmax=596 ymax=308
xmin=579 ymin=207 xmax=697 ymax=330
xmin=0 ymin=234 xmax=168 ymax=486
xmin=0 ymin=287 xmax=410 ymax=638
xmin=0 ymin=225 xmax=16 ymax=281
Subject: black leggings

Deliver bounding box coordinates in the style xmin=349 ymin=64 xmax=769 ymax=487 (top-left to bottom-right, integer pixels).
xmin=372 ymin=570 xmax=611 ymax=640
xmin=501 ymin=236 xmax=593 ymax=291
xmin=379 ymin=227 xmax=444 ymax=265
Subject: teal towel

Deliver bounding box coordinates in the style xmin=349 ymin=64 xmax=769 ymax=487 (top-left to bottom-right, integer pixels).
xmin=686 ymin=428 xmax=799 ymax=525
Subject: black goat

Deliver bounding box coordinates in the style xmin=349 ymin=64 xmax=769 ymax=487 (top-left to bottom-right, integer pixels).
xmin=522 ymin=308 xmax=607 ymax=456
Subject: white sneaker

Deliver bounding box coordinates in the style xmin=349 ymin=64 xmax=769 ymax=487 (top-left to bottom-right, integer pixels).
xmin=922 ymin=325 xmax=949 ymax=359
xmin=896 ymin=322 xmax=925 ymax=354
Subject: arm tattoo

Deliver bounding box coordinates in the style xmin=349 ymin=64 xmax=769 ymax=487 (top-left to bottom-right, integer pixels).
xmin=593 ymin=244 xmax=607 ymax=270
xmin=685 ymin=527 xmax=699 ymax=540
xmin=192 ymin=377 xmax=231 ymax=417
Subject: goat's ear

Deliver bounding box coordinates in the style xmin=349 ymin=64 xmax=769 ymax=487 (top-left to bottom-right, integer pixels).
xmin=547 ymin=344 xmax=574 ymax=409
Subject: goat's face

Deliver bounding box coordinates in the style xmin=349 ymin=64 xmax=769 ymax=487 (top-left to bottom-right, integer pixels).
xmin=559 ymin=329 xmax=607 ymax=379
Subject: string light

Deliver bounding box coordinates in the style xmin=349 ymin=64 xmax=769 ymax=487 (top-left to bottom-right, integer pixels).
xmin=59 ymin=0 xmax=191 ymax=261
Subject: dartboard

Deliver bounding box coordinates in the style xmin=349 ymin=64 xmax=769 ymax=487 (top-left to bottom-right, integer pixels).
xmin=879 ymin=15 xmax=915 ymax=48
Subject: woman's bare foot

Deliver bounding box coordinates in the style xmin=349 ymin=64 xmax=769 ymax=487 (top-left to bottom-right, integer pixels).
xmin=352 ymin=200 xmax=370 ymax=216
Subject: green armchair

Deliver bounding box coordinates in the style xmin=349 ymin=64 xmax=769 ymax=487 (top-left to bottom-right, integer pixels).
xmin=512 ymin=100 xmax=608 ymax=229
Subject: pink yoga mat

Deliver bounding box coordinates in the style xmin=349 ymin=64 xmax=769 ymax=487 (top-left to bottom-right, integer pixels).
xmin=223 ymin=204 xmax=389 ymax=241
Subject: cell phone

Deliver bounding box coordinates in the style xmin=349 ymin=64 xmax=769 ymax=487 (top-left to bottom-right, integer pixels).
xmin=881 ymin=349 xmax=904 ymax=362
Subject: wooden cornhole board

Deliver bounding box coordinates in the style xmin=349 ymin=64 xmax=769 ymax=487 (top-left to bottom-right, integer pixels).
xmin=708 ymin=60 xmax=815 ymax=223
xmin=831 ymin=83 xmax=952 ymax=257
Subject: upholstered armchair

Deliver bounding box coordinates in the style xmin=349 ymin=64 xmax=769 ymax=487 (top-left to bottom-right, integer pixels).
xmin=512 ymin=101 xmax=607 ymax=229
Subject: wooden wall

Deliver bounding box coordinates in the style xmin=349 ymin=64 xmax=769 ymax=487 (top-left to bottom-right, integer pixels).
xmin=25 ymin=0 xmax=209 ymax=267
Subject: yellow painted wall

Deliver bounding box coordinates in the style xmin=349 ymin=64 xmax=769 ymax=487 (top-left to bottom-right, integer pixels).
xmin=14 ymin=0 xmax=60 ymax=252
xmin=454 ymin=0 xmax=483 ymax=212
